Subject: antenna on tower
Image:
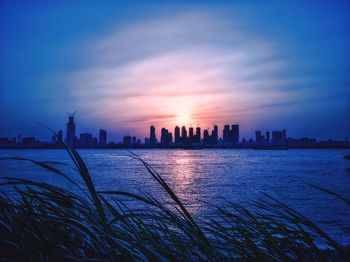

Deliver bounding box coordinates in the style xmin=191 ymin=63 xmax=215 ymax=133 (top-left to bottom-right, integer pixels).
xmin=66 ymin=111 xmax=78 ymax=117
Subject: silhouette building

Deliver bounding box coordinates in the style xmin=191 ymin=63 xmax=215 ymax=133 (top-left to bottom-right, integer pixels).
xmin=99 ymin=129 xmax=107 ymax=145
xmin=174 ymin=126 xmax=180 ymax=144
xmin=65 ymin=113 xmax=76 ymax=146
xmin=203 ymin=129 xmax=210 ymax=145
xmin=232 ymin=125 xmax=239 ymax=145
xmin=255 ymin=130 xmax=262 ymax=145
xmin=196 ymin=127 xmax=201 ymax=143
xmin=160 ymin=128 xmax=173 ymax=146
xmin=181 ymin=126 xmax=187 ymax=144
xmin=223 ymin=125 xmax=230 ymax=144
xmin=150 ymin=125 xmax=156 ymax=145
xmin=211 ymin=125 xmax=218 ymax=145
xmin=189 ymin=127 xmax=194 ymax=143
xmin=161 ymin=128 xmax=168 ymax=145
xmin=222 ymin=124 xmax=239 ymax=145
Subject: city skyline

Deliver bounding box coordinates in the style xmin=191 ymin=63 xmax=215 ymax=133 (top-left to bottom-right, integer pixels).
xmin=1 ymin=113 xmax=349 ymax=149
xmin=1 ymin=1 xmax=350 ymax=141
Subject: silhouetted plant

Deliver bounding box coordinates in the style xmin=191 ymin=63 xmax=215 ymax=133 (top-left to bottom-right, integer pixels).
xmin=0 ymin=137 xmax=349 ymax=261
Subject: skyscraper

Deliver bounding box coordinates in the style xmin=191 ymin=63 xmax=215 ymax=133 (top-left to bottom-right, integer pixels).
xmin=174 ymin=126 xmax=180 ymax=144
xmin=150 ymin=125 xmax=156 ymax=145
xmin=99 ymin=129 xmax=107 ymax=145
xmin=203 ymin=129 xmax=210 ymax=145
xmin=223 ymin=125 xmax=230 ymax=143
xmin=161 ymin=128 xmax=168 ymax=145
xmin=65 ymin=114 xmax=76 ymax=146
xmin=232 ymin=124 xmax=239 ymax=145
xmin=167 ymin=132 xmax=173 ymax=145
xmin=212 ymin=125 xmax=218 ymax=145
xmin=196 ymin=127 xmax=201 ymax=143
xmin=189 ymin=127 xmax=194 ymax=143
xmin=255 ymin=130 xmax=262 ymax=145
xmin=181 ymin=126 xmax=187 ymax=144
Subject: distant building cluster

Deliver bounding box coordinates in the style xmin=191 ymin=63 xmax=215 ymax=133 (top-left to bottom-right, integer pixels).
xmin=0 ymin=114 xmax=349 ymax=149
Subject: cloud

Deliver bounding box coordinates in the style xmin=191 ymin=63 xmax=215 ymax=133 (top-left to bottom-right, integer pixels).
xmin=66 ymin=10 xmax=314 ymax=138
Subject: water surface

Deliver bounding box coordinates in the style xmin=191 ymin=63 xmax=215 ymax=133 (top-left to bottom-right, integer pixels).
xmin=1 ymin=149 xmax=350 ymax=243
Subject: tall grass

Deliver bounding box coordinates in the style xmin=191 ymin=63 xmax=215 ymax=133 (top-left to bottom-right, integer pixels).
xmin=0 ymin=143 xmax=349 ymax=261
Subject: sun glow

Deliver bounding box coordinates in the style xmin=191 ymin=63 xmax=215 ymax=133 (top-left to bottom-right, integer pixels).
xmin=68 ymin=11 xmax=290 ymax=139
xmin=175 ymin=112 xmax=191 ymax=126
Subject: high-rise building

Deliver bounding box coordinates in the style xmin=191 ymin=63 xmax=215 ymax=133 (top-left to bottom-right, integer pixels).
xmin=283 ymin=129 xmax=286 ymax=143
xmin=168 ymin=132 xmax=173 ymax=145
xmin=181 ymin=126 xmax=187 ymax=144
xmin=161 ymin=128 xmax=168 ymax=145
xmin=203 ymin=129 xmax=210 ymax=145
xmin=66 ymin=114 xmax=76 ymax=146
xmin=223 ymin=125 xmax=230 ymax=144
xmin=196 ymin=127 xmax=201 ymax=142
xmin=174 ymin=126 xmax=180 ymax=144
xmin=189 ymin=127 xmax=194 ymax=143
xmin=161 ymin=128 xmax=172 ymax=145
xmin=150 ymin=125 xmax=156 ymax=145
xmin=99 ymin=129 xmax=107 ymax=145
xmin=255 ymin=130 xmax=262 ymax=145
xmin=212 ymin=125 xmax=218 ymax=145
xmin=232 ymin=124 xmax=239 ymax=145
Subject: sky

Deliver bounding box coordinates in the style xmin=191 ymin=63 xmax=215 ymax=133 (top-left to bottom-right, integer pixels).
xmin=1 ymin=0 xmax=349 ymax=142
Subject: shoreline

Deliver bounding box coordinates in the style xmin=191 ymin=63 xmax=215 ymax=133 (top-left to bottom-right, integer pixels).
xmin=1 ymin=146 xmax=350 ymax=150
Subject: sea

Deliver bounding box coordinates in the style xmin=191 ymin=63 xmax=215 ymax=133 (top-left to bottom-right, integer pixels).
xmin=1 ymin=148 xmax=350 ymax=244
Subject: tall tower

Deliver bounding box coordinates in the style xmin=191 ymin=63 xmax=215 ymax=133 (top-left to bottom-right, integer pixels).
xmin=65 ymin=113 xmax=76 ymax=146
xmin=223 ymin=125 xmax=230 ymax=143
xmin=189 ymin=127 xmax=194 ymax=143
xmin=174 ymin=126 xmax=180 ymax=144
xmin=99 ymin=129 xmax=107 ymax=145
xmin=212 ymin=125 xmax=218 ymax=145
xmin=150 ymin=125 xmax=156 ymax=145
xmin=255 ymin=130 xmax=261 ymax=145
xmin=232 ymin=124 xmax=239 ymax=145
xmin=196 ymin=127 xmax=201 ymax=142
xmin=181 ymin=126 xmax=187 ymax=144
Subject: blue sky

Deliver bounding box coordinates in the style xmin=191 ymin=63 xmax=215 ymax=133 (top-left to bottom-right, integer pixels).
xmin=1 ymin=1 xmax=349 ymax=142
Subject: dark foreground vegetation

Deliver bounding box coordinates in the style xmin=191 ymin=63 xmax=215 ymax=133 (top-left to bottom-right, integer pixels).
xmin=0 ymin=141 xmax=349 ymax=261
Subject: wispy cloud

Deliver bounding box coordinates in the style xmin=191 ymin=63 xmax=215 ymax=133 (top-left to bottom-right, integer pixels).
xmin=66 ymin=10 xmax=348 ymax=139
